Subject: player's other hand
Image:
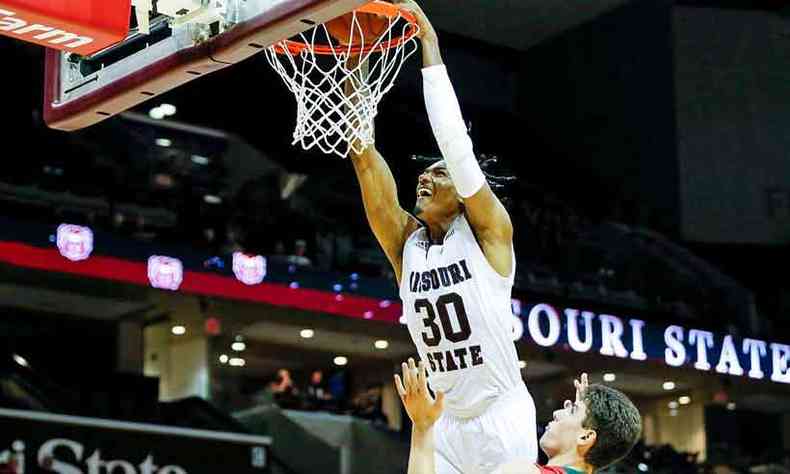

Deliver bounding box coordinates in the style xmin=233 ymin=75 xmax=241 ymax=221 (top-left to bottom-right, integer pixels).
xmin=393 ymin=0 xmax=436 ymax=41
xmin=395 ymin=358 xmax=445 ymax=432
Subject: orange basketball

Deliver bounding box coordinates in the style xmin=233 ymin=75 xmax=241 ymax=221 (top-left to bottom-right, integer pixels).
xmin=325 ymin=11 xmax=390 ymax=47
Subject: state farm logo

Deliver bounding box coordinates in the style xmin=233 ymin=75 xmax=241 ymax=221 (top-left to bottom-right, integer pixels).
xmin=0 ymin=8 xmax=94 ymax=49
xmin=56 ymin=224 xmax=93 ymax=261
xmin=147 ymin=256 xmax=183 ymax=291
xmin=232 ymin=253 xmax=267 ymax=286
xmin=1 ymin=438 xmax=187 ymax=474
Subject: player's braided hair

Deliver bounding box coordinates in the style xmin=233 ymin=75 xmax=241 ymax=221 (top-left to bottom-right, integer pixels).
xmin=410 ymin=153 xmax=517 ymax=192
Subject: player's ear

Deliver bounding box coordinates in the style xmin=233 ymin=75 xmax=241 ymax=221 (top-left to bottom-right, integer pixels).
xmin=577 ymin=429 xmax=597 ymax=454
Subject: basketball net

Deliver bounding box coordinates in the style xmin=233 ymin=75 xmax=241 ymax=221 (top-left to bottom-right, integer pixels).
xmin=265 ymin=8 xmax=419 ymax=158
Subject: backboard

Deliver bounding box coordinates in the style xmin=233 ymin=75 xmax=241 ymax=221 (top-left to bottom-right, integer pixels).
xmin=43 ymin=0 xmax=369 ymax=131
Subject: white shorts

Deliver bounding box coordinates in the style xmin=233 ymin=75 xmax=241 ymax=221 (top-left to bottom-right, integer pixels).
xmin=434 ymin=385 xmax=538 ymax=474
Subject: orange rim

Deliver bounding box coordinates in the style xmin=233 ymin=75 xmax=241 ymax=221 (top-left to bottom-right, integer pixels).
xmin=273 ymin=1 xmax=419 ymax=56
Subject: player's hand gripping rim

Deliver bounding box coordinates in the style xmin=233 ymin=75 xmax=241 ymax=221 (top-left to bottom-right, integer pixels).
xmin=393 ymin=0 xmax=436 ymax=41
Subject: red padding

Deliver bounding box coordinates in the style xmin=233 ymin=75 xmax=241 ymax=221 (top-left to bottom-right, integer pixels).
xmin=0 ymin=241 xmax=404 ymax=324
xmin=0 ymin=0 xmax=129 ymax=55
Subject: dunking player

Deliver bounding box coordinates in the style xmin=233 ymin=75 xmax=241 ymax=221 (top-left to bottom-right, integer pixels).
xmin=349 ymin=1 xmax=536 ymax=472
xmin=395 ymin=360 xmax=642 ymax=474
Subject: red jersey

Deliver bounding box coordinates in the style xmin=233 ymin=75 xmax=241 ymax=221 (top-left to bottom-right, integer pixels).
xmin=538 ymin=466 xmax=583 ymax=474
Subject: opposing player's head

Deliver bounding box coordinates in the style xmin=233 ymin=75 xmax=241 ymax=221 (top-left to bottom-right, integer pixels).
xmin=540 ymin=384 xmax=641 ymax=471
xmin=413 ymin=160 xmax=463 ymax=221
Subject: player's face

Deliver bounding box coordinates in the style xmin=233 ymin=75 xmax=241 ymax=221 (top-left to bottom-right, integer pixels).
xmin=413 ymin=161 xmax=462 ymax=219
xmin=539 ymin=399 xmax=592 ymax=458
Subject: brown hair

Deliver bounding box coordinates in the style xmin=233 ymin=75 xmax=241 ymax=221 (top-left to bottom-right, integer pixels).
xmin=582 ymin=384 xmax=642 ymax=469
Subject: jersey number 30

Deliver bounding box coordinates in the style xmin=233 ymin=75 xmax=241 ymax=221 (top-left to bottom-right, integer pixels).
xmin=415 ymin=293 xmax=471 ymax=346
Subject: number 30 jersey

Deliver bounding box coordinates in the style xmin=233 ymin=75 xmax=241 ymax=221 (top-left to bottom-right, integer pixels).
xmin=399 ymin=214 xmax=524 ymax=418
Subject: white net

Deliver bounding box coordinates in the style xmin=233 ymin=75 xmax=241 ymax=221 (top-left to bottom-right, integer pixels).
xmin=265 ymin=8 xmax=419 ymax=158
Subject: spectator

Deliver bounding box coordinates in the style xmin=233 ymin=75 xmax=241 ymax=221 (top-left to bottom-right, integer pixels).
xmin=305 ymin=370 xmax=333 ymax=411
xmin=315 ymin=231 xmax=335 ymax=271
xmin=711 ymin=464 xmax=738 ymax=474
xmin=269 ymin=369 xmax=301 ymax=409
xmin=288 ymin=239 xmax=312 ymax=267
xmin=269 ymin=240 xmax=289 ymax=264
xmin=351 ymin=384 xmax=387 ymax=426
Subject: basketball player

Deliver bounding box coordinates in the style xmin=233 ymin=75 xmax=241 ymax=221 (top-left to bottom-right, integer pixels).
xmin=349 ymin=1 xmax=536 ymax=472
xmin=395 ymin=360 xmax=642 ymax=474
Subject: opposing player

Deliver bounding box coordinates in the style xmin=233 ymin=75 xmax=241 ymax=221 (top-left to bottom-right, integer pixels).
xmin=395 ymin=360 xmax=642 ymax=474
xmin=349 ymin=1 xmax=536 ymax=472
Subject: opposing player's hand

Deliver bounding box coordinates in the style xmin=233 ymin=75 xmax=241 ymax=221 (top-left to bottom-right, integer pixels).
xmin=393 ymin=0 xmax=436 ymax=41
xmin=395 ymin=358 xmax=445 ymax=432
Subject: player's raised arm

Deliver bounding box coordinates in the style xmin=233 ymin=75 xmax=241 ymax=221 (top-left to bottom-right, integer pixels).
xmin=397 ymin=0 xmax=514 ymax=278
xmin=350 ymin=145 xmax=420 ymax=285
xmin=344 ymin=49 xmax=420 ymax=285
xmin=395 ymin=359 xmax=445 ymax=474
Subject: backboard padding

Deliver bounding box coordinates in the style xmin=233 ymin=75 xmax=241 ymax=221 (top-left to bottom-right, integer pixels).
xmin=44 ymin=0 xmax=369 ymax=131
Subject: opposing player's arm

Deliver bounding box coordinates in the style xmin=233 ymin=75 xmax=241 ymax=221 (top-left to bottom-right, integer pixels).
xmin=399 ymin=0 xmax=514 ymax=277
xmin=395 ymin=359 xmax=445 ymax=474
xmin=351 ymin=146 xmax=420 ymax=285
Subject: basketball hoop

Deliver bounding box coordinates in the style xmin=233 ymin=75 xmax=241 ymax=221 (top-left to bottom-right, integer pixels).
xmin=265 ymin=1 xmax=420 ymax=158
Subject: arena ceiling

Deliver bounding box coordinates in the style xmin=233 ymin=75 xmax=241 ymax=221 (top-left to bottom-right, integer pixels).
xmin=419 ymin=0 xmax=789 ymax=51
xmin=419 ymin=0 xmax=632 ymax=50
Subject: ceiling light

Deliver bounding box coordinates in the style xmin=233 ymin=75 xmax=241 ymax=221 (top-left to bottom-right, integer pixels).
xmin=364 ymin=311 xmax=374 ymax=319
xmin=603 ymin=373 xmax=616 ymax=382
xmin=518 ymin=360 xmax=527 ymax=369
xmin=300 ymin=329 xmax=314 ymax=339
xmin=229 ymin=357 xmax=245 ymax=367
xmin=12 ymin=354 xmax=28 ymax=367
xmin=155 ymin=138 xmax=172 ymax=147
xmin=191 ymin=155 xmax=210 ymax=165
xmin=334 ymin=356 xmax=348 ymax=366
xmin=668 ymin=401 xmax=679 ymax=409
xmin=149 ymin=107 xmax=166 ymax=120
xmin=219 ymin=354 xmax=229 ymax=364
xmin=678 ymin=396 xmax=691 ymax=405
xmin=159 ymin=103 xmax=177 ymax=116
xmin=726 ymin=402 xmax=736 ymax=411
xmin=171 ymin=325 xmax=186 ymax=336
xmin=204 ymin=195 xmax=222 ymax=204
xmin=637 ymin=463 xmax=648 ymax=472
xmin=231 ymin=341 xmax=246 ymax=352
xmin=374 ymin=340 xmax=389 ymax=350
xmin=662 ymin=381 xmax=675 ymax=391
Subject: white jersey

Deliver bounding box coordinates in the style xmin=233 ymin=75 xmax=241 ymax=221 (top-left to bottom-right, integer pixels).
xmin=399 ymin=214 xmax=523 ymax=419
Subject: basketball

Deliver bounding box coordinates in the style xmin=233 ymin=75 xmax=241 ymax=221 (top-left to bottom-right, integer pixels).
xmin=325 ymin=11 xmax=391 ymax=47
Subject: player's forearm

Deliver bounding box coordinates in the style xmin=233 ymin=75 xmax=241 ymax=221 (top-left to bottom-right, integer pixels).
xmin=422 ymin=64 xmax=485 ymax=199
xmin=350 ymin=147 xmax=400 ymax=213
xmin=407 ymin=427 xmax=436 ymax=474
xmin=350 ymin=147 xmax=411 ymax=272
xmin=420 ymin=33 xmax=444 ymax=68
